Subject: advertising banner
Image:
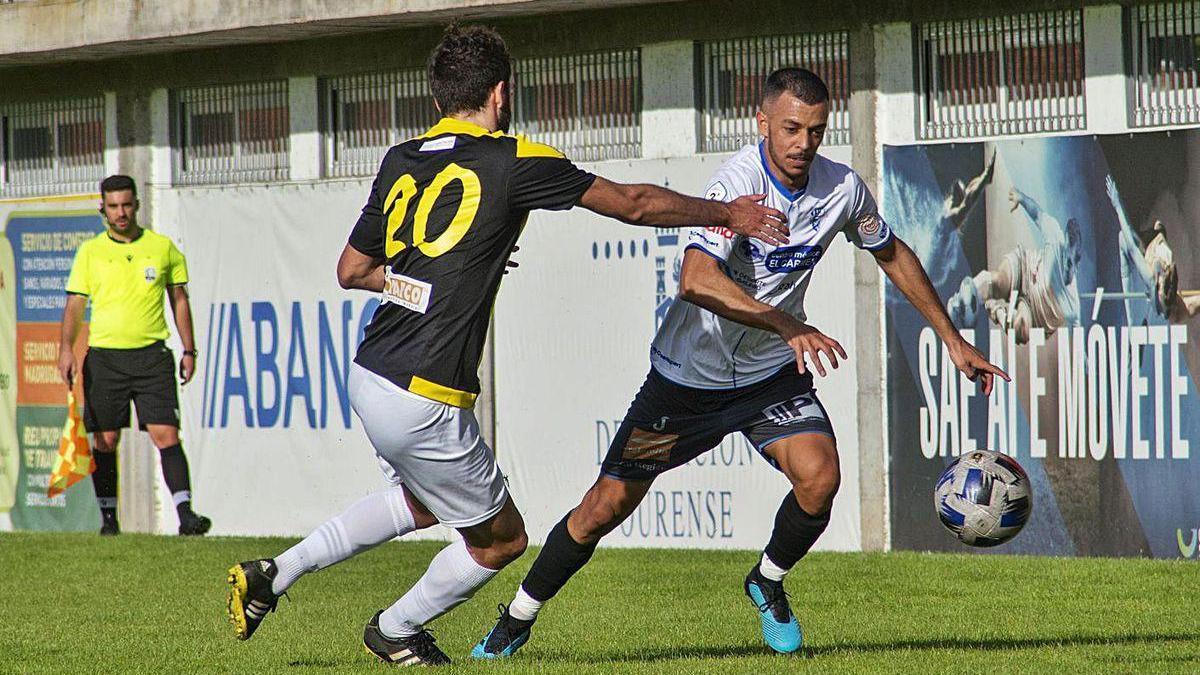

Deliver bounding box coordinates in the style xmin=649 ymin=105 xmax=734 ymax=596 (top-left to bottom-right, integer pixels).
xmin=882 ymin=133 xmax=1200 ymax=558
xmin=154 ymin=182 xmax=423 ymax=537
xmin=0 ymin=198 xmax=104 ymax=531
xmin=163 ymin=148 xmax=864 ymax=550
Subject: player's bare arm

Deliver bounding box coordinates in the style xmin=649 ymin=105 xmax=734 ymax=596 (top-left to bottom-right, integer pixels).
xmin=578 ymin=176 xmax=789 ymax=246
xmin=676 ymin=248 xmax=846 ymax=377
xmin=1007 ymin=186 xmax=1043 ymax=226
xmin=168 ymin=284 xmax=197 ymax=385
xmin=871 ymin=236 xmax=1009 ymax=394
xmin=57 ymin=293 xmax=87 ymax=386
xmin=946 ymin=152 xmax=995 ymax=228
xmin=337 ymin=244 xmax=386 ymax=292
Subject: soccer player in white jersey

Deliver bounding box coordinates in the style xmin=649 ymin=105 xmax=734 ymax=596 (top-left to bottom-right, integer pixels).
xmin=947 ymin=184 xmax=1082 ymax=344
xmin=1105 ymin=175 xmax=1200 ymax=323
xmin=473 ymin=68 xmax=1007 ymax=658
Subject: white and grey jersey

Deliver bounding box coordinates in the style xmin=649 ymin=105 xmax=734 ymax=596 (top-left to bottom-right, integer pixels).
xmin=650 ymin=142 xmax=892 ymax=389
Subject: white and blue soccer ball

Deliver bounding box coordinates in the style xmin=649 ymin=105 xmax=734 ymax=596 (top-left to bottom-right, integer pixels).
xmin=933 ymin=449 xmax=1032 ymax=547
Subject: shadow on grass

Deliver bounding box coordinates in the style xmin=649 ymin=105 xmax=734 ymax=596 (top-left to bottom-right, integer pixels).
xmin=575 ymin=632 xmax=1198 ymax=664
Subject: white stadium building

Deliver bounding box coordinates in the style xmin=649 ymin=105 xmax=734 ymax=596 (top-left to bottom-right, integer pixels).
xmin=2 ymin=0 xmax=1197 ymax=559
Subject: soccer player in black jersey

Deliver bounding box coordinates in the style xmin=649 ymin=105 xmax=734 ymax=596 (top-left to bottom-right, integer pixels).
xmin=226 ymin=23 xmax=787 ymax=666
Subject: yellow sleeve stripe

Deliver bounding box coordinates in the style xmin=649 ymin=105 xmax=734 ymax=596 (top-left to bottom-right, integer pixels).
xmin=407 ymin=375 xmax=478 ymax=408
xmin=513 ymin=135 xmax=565 ymax=159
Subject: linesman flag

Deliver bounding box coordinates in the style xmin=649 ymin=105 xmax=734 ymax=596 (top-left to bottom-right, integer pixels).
xmin=47 ymin=390 xmax=94 ymax=498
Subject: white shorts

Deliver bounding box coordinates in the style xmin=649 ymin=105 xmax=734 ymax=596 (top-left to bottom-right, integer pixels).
xmin=348 ymin=362 xmax=508 ymax=528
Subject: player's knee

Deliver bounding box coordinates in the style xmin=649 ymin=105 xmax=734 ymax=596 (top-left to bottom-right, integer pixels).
xmin=480 ymin=529 xmax=528 ymax=569
xmin=93 ymin=433 xmax=119 ymax=452
xmin=788 ymin=455 xmax=840 ymax=511
xmin=148 ymin=427 xmax=180 ymax=448
xmin=576 ymin=488 xmax=641 ymax=540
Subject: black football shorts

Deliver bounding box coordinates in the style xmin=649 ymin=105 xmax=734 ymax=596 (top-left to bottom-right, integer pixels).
xmin=601 ymin=364 xmax=835 ymax=481
xmin=82 ymin=341 xmax=180 ymax=431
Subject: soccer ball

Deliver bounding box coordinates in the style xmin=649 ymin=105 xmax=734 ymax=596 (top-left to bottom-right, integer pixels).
xmin=933 ymin=449 xmax=1032 ymax=547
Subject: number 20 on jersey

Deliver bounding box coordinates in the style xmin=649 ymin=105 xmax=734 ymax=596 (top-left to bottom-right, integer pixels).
xmin=383 ymin=163 xmax=482 ymax=259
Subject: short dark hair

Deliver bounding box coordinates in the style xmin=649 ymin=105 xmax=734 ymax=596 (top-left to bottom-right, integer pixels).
xmin=100 ymin=174 xmax=137 ymax=198
xmin=763 ymin=68 xmax=830 ymax=106
xmin=427 ymin=23 xmax=512 ymax=115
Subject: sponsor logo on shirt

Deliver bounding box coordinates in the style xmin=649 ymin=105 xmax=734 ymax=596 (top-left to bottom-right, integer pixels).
xmin=764 ymin=245 xmax=823 ymax=273
xmin=650 ymin=345 xmax=681 ymax=368
xmin=689 ymin=230 xmax=721 ymax=248
xmin=734 ymin=239 xmax=765 ymax=264
xmin=727 ymin=268 xmax=764 ymax=290
xmin=382 ymin=269 xmax=433 ymax=314
xmin=705 ymin=226 xmax=736 ymax=239
xmin=419 ymin=137 xmax=456 ymax=152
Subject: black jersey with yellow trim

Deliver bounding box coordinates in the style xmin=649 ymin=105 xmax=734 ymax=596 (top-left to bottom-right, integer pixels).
xmin=348 ymin=117 xmax=596 ymax=407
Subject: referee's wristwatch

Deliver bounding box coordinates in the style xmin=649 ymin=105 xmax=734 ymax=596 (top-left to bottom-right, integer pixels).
xmin=182 ymin=349 xmax=199 ymax=358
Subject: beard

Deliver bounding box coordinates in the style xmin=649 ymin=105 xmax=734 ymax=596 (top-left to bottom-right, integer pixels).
xmin=497 ymin=90 xmax=513 ymax=133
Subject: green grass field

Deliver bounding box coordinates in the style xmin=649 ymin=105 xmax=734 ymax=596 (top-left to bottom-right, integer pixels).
xmin=1 ymin=532 xmax=1196 ymax=674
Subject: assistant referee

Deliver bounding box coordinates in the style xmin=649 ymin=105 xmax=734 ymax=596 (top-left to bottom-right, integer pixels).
xmin=57 ymin=175 xmax=211 ymax=536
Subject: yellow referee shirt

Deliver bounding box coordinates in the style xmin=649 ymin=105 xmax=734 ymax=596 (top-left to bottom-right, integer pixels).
xmin=65 ymin=229 xmax=189 ymax=349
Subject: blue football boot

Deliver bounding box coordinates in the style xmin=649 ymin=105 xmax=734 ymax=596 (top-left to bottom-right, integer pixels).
xmin=744 ymin=565 xmax=802 ymax=653
xmin=471 ymin=604 xmax=533 ymax=659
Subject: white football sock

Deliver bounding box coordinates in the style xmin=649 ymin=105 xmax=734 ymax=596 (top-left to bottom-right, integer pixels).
xmin=507 ymin=586 xmax=543 ymax=621
xmin=271 ymin=485 xmax=417 ymax=595
xmin=759 ymin=552 xmax=789 ymax=582
xmin=378 ymin=539 xmax=499 ymax=638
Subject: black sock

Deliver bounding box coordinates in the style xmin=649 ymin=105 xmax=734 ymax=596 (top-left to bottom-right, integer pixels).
xmin=520 ymin=512 xmax=598 ymax=602
xmin=92 ymin=450 xmax=118 ymax=520
xmin=763 ymin=492 xmax=831 ymax=571
xmin=157 ymin=444 xmax=194 ymax=515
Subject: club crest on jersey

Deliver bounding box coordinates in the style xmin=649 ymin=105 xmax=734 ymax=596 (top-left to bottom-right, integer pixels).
xmin=734 ymin=238 xmax=765 ymax=264
xmin=808 ymin=205 xmax=826 ymax=231
xmin=143 ymin=267 xmax=157 ymax=282
xmin=383 ymin=269 xmax=433 ymax=314
xmin=765 ymin=245 xmax=823 ymax=273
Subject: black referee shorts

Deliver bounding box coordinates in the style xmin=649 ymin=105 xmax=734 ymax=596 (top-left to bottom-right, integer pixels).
xmin=601 ymin=364 xmax=835 ymax=482
xmin=82 ymin=341 xmax=180 ymax=432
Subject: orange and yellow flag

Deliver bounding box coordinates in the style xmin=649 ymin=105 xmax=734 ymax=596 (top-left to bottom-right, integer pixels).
xmin=47 ymin=390 xmax=94 ymax=498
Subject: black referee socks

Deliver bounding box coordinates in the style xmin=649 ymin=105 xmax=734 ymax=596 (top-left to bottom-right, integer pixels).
xmin=92 ymin=450 xmax=118 ymax=516
xmin=157 ymin=443 xmax=194 ymax=514
xmin=521 ymin=512 xmax=599 ymax=602
xmin=763 ymin=492 xmax=831 ymax=571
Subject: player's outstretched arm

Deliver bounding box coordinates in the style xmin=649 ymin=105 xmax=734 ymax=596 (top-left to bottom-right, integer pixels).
xmin=676 ymin=248 xmax=846 ymax=377
xmin=872 ymin=237 xmax=1009 ymax=395
xmin=947 ymin=152 xmax=996 ymax=230
xmin=578 ymin=176 xmax=789 ymax=245
xmin=1007 ymin=186 xmax=1044 ymax=226
xmin=337 ymin=244 xmax=386 ymax=292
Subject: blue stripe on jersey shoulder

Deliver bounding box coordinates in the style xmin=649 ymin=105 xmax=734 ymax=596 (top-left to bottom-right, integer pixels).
xmin=684 ymin=243 xmax=728 ymax=264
